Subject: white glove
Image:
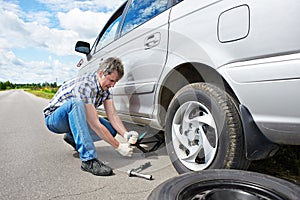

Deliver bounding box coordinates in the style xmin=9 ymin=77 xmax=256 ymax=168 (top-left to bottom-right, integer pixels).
xmin=124 ymin=131 xmax=139 ymax=144
xmin=115 ymin=143 xmax=133 ymax=157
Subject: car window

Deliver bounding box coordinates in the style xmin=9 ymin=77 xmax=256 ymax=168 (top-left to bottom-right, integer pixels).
xmin=121 ymin=0 xmax=169 ymax=35
xmin=173 ymin=0 xmax=183 ymax=5
xmin=96 ymin=15 xmax=122 ymax=52
xmin=93 ymin=2 xmax=127 ymax=53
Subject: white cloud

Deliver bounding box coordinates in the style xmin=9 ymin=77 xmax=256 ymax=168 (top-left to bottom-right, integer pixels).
xmin=57 ymin=8 xmax=110 ymax=41
xmin=0 ymin=0 xmax=123 ymax=55
xmin=0 ymin=49 xmax=23 ymax=67
xmin=0 ymin=49 xmax=78 ymax=84
xmin=25 ymin=11 xmax=52 ymax=26
xmin=0 ymin=10 xmax=28 ymax=49
xmin=0 ymin=0 xmax=125 ymax=83
xmin=37 ymin=0 xmax=125 ymax=12
xmin=0 ymin=6 xmax=79 ymax=56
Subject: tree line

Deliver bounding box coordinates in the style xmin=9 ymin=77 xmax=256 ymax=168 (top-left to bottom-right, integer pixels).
xmin=0 ymin=81 xmax=58 ymax=91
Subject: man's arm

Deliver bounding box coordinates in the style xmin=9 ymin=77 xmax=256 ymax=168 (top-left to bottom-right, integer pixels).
xmin=85 ymin=103 xmax=119 ymax=148
xmin=103 ymin=99 xmax=128 ymax=137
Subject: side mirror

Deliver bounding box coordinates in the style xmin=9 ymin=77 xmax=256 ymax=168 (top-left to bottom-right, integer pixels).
xmin=75 ymin=41 xmax=90 ymax=55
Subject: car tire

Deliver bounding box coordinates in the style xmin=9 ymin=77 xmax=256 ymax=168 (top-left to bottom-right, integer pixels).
xmin=165 ymin=83 xmax=250 ymax=173
xmin=148 ymin=169 xmax=300 ymax=200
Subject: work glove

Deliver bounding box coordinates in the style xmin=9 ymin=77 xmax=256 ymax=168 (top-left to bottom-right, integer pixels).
xmin=115 ymin=143 xmax=133 ymax=157
xmin=124 ymin=131 xmax=139 ymax=145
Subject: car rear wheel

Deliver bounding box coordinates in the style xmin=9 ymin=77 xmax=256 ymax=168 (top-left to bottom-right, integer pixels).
xmin=165 ymin=83 xmax=250 ymax=173
xmin=148 ymin=169 xmax=300 ymax=200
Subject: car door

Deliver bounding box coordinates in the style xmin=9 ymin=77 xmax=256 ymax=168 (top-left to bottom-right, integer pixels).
xmin=95 ymin=0 xmax=171 ymax=119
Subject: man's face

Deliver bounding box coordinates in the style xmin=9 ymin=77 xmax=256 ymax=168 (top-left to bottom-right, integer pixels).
xmin=99 ymin=70 xmax=119 ymax=90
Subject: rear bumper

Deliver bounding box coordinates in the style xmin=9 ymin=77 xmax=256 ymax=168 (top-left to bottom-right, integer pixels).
xmin=219 ymin=53 xmax=300 ymax=145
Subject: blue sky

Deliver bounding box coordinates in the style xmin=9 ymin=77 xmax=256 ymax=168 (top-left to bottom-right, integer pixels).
xmin=0 ymin=0 xmax=124 ymax=84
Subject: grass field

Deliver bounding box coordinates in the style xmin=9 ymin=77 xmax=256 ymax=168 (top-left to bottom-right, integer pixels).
xmin=249 ymin=145 xmax=300 ymax=184
xmin=25 ymin=87 xmax=57 ymax=99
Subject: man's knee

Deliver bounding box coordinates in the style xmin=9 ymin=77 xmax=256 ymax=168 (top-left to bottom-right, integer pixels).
xmin=68 ymin=98 xmax=86 ymax=115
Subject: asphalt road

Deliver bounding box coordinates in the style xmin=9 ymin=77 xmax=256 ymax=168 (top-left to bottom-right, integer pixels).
xmin=0 ymin=90 xmax=178 ymax=200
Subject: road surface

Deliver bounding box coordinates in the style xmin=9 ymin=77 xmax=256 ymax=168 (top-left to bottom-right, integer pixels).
xmin=0 ymin=90 xmax=177 ymax=200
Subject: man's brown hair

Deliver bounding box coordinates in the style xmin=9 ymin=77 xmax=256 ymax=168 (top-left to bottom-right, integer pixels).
xmin=98 ymin=57 xmax=124 ymax=79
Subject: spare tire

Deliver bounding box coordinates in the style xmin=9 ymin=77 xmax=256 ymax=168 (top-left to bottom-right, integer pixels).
xmin=148 ymin=169 xmax=300 ymax=200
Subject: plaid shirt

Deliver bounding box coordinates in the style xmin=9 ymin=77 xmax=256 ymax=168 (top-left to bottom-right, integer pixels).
xmin=43 ymin=72 xmax=112 ymax=117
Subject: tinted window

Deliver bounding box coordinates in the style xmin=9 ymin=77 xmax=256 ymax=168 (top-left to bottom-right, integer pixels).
xmin=96 ymin=15 xmax=122 ymax=51
xmin=121 ymin=0 xmax=168 ymax=35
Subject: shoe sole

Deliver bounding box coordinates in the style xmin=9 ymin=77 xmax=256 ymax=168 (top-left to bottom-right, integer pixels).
xmin=81 ymin=166 xmax=113 ymax=176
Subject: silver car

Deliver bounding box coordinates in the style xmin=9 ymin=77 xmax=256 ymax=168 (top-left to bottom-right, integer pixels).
xmin=75 ymin=0 xmax=300 ymax=173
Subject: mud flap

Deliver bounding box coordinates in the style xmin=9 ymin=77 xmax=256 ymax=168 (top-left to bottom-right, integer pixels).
xmin=240 ymin=105 xmax=279 ymax=160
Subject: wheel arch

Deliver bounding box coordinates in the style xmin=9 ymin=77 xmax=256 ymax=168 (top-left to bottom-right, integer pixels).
xmin=157 ymin=62 xmax=238 ymax=128
xmin=157 ymin=61 xmax=279 ymax=161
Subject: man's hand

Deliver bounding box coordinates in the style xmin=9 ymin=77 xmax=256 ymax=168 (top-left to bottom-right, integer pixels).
xmin=124 ymin=131 xmax=139 ymax=144
xmin=115 ymin=143 xmax=133 ymax=157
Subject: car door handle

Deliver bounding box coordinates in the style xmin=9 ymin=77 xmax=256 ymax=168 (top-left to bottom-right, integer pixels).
xmin=144 ymin=32 xmax=161 ymax=49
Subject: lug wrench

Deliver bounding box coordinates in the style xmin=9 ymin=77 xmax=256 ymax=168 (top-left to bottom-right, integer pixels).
xmin=127 ymin=162 xmax=153 ymax=180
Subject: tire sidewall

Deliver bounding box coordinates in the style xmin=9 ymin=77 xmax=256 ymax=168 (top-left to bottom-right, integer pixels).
xmin=165 ymin=83 xmax=233 ymax=173
xmin=148 ymin=169 xmax=300 ymax=200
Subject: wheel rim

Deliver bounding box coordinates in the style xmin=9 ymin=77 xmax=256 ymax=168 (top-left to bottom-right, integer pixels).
xmin=179 ymin=181 xmax=285 ymax=200
xmin=172 ymin=101 xmax=218 ymax=171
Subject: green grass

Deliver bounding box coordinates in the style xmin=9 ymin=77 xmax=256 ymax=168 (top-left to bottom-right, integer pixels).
xmin=25 ymin=88 xmax=57 ymax=99
xmin=249 ymin=145 xmax=300 ymax=184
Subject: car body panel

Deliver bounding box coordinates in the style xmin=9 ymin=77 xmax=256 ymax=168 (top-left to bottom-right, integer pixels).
xmin=219 ymin=53 xmax=300 ymax=144
xmin=110 ymin=9 xmax=170 ymax=118
xmin=158 ymin=0 xmax=300 ymax=144
xmin=77 ymin=0 xmax=300 ymax=145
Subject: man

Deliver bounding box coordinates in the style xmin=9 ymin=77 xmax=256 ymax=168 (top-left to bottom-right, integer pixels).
xmin=43 ymin=57 xmax=139 ymax=176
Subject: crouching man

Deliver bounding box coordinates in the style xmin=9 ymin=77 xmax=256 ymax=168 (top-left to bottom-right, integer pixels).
xmin=43 ymin=57 xmax=138 ymax=176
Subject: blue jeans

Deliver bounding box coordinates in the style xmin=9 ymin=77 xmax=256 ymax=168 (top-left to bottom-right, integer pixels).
xmin=45 ymin=98 xmax=117 ymax=161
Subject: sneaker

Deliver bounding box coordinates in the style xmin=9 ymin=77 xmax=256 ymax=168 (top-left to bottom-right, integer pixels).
xmin=81 ymin=158 xmax=113 ymax=176
xmin=63 ymin=133 xmax=76 ymax=150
